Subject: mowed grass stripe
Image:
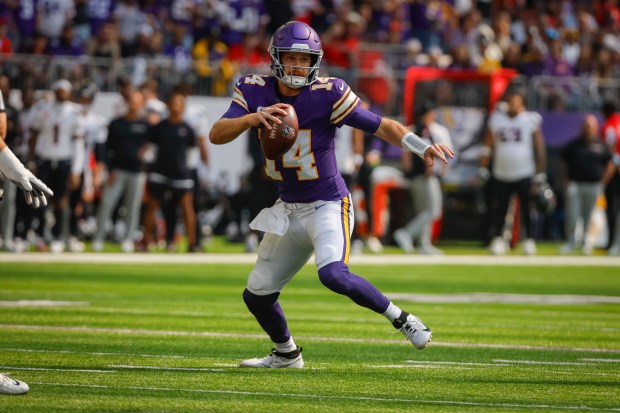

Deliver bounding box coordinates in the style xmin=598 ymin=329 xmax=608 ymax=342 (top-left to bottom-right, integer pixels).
xmin=1 ymin=262 xmax=618 ymax=412
xmin=2 ymin=323 xmax=619 ymax=353
xmin=24 ymin=382 xmax=620 ymax=412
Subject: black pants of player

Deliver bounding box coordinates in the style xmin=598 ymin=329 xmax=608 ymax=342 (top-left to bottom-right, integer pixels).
xmin=37 ymin=159 xmax=71 ymax=239
xmin=161 ymin=169 xmax=201 ymax=245
xmin=488 ymin=176 xmax=533 ymax=240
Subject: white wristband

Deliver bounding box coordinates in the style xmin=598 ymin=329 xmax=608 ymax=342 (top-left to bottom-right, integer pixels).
xmin=401 ymin=132 xmax=430 ymax=158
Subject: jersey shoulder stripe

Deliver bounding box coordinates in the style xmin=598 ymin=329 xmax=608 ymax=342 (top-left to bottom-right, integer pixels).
xmin=232 ymin=86 xmax=249 ymax=111
xmin=331 ymin=86 xmax=359 ymax=124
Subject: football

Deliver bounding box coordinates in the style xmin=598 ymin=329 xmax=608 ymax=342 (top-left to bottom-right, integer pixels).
xmin=259 ymin=104 xmax=299 ymax=160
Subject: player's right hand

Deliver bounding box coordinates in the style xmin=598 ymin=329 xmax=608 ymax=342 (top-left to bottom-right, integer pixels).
xmin=255 ymin=104 xmax=289 ymax=129
xmin=0 ymin=147 xmax=54 ymax=208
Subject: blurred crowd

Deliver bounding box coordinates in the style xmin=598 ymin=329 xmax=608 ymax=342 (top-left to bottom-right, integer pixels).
xmin=1 ymin=0 xmax=620 ymax=103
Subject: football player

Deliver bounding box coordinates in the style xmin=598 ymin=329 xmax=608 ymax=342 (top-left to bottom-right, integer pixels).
xmin=29 ymin=79 xmax=85 ymax=253
xmin=479 ymin=91 xmax=547 ymax=256
xmin=210 ymin=21 xmax=454 ymax=368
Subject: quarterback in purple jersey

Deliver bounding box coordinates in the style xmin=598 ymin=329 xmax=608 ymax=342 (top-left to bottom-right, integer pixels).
xmin=210 ymin=21 xmax=454 ymax=368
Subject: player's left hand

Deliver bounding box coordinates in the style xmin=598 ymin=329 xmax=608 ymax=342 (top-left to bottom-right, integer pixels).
xmin=424 ymin=143 xmax=455 ymax=168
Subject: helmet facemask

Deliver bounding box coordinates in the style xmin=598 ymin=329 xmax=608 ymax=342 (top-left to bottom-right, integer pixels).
xmin=269 ymin=21 xmax=324 ymax=89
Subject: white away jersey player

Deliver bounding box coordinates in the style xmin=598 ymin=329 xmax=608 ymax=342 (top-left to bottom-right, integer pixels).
xmin=488 ymin=110 xmax=542 ymax=182
xmin=222 ymin=75 xmax=380 ymax=203
xmin=32 ymin=100 xmax=83 ymax=161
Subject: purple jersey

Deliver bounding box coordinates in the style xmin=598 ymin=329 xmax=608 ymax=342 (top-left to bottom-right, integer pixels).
xmin=88 ymin=0 xmax=115 ymax=36
xmin=222 ymin=75 xmax=381 ymax=203
xmin=12 ymin=0 xmax=38 ymax=36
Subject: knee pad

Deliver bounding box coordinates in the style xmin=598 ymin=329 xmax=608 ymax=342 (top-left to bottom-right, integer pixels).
xmin=318 ymin=261 xmax=350 ymax=294
xmin=243 ymin=288 xmax=280 ymax=313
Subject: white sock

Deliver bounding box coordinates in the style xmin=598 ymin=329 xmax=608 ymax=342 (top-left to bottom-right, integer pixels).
xmin=382 ymin=302 xmax=402 ymax=323
xmin=275 ymin=337 xmax=297 ymax=353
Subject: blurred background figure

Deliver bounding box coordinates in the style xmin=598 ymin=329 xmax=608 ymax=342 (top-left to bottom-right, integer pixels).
xmin=560 ymin=114 xmax=615 ymax=255
xmin=71 ymin=82 xmax=108 ymax=251
xmin=92 ymin=89 xmax=148 ymax=253
xmin=393 ymin=102 xmax=453 ymax=255
xmin=141 ymin=88 xmax=198 ymax=252
xmin=479 ymin=91 xmax=547 ymax=256
xmin=29 ymin=79 xmax=85 ymax=253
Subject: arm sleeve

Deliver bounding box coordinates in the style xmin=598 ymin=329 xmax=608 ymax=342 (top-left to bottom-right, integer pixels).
xmin=344 ymin=105 xmax=382 ymax=135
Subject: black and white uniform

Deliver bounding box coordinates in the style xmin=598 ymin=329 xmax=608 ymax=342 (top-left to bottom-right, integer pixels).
xmin=487 ymin=109 xmax=542 ymax=239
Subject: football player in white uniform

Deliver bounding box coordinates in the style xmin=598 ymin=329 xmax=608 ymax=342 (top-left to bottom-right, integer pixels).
xmin=479 ymin=91 xmax=547 ymax=255
xmin=29 ymin=79 xmax=85 ymax=253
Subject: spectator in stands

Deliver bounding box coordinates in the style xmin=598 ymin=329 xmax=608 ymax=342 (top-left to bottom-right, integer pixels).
xmin=29 ymin=79 xmax=85 ymax=253
xmin=36 ymin=0 xmax=76 ymax=41
xmin=87 ymin=0 xmax=117 ymax=39
xmin=92 ymin=89 xmax=148 ymax=253
xmin=393 ymin=102 xmax=452 ymax=255
xmin=86 ymin=21 xmax=122 ymax=89
xmin=0 ymin=17 xmax=13 ymax=56
xmin=448 ymin=43 xmax=475 ymax=70
xmin=7 ymin=0 xmax=37 ymax=52
xmin=560 ymin=114 xmax=615 ymax=255
xmin=141 ymin=88 xmax=198 ymax=252
xmin=192 ymin=29 xmax=234 ymax=96
xmin=479 ymin=91 xmax=547 ymax=256
xmin=47 ymin=23 xmax=84 ymax=56
xmin=114 ymin=0 xmax=143 ymax=56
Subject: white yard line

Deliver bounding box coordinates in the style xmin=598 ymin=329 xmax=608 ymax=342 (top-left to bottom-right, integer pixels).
xmin=1 ymin=324 xmax=619 ymax=353
xmin=0 ymin=366 xmax=115 ymax=373
xmin=0 ymin=300 xmax=90 ymax=307
xmin=1 ymin=252 xmax=619 ymax=266
xmin=27 ymin=382 xmax=620 ymax=411
xmin=388 ymin=293 xmax=620 ymax=304
xmin=493 ymin=359 xmax=597 ymax=366
xmin=109 ymin=365 xmax=224 ymax=372
xmin=579 ymin=358 xmax=620 ymax=363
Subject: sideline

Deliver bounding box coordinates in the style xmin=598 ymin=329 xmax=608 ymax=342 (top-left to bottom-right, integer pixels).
xmin=0 ymin=252 xmax=619 ymax=266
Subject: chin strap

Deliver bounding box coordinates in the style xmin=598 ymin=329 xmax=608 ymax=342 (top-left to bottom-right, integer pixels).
xmin=401 ymin=132 xmax=430 ymax=158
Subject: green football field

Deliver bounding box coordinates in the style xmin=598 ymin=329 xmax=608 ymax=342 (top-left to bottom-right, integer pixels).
xmin=0 ymin=255 xmax=619 ymax=412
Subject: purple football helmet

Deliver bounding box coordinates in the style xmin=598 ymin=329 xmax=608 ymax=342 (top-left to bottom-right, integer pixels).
xmin=269 ymin=21 xmax=323 ymax=89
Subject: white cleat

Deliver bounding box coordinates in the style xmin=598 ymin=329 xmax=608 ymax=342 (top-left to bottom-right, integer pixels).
xmin=50 ymin=240 xmax=65 ymax=254
xmin=393 ymin=229 xmax=415 ymax=254
xmin=0 ymin=373 xmax=29 ymax=395
xmin=68 ymin=237 xmax=85 ymax=253
xmin=92 ymin=240 xmax=104 ymax=252
xmin=366 ymin=236 xmax=384 ymax=254
xmin=522 ymin=238 xmax=537 ymax=256
xmin=489 ymin=236 xmax=507 ymax=255
xmin=121 ymin=240 xmax=135 ymax=253
xmin=418 ymin=244 xmax=444 ymax=256
xmin=394 ymin=314 xmax=432 ymax=350
xmin=239 ymin=348 xmax=304 ymax=368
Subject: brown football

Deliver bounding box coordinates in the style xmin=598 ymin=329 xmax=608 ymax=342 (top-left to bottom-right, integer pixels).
xmin=259 ymin=104 xmax=299 ymax=160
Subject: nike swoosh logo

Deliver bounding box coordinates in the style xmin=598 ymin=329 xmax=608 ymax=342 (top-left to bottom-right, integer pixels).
xmin=338 ymin=82 xmax=344 ymax=91
xmin=13 ymin=380 xmax=20 ymax=385
xmin=314 ymin=204 xmax=328 ymax=210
